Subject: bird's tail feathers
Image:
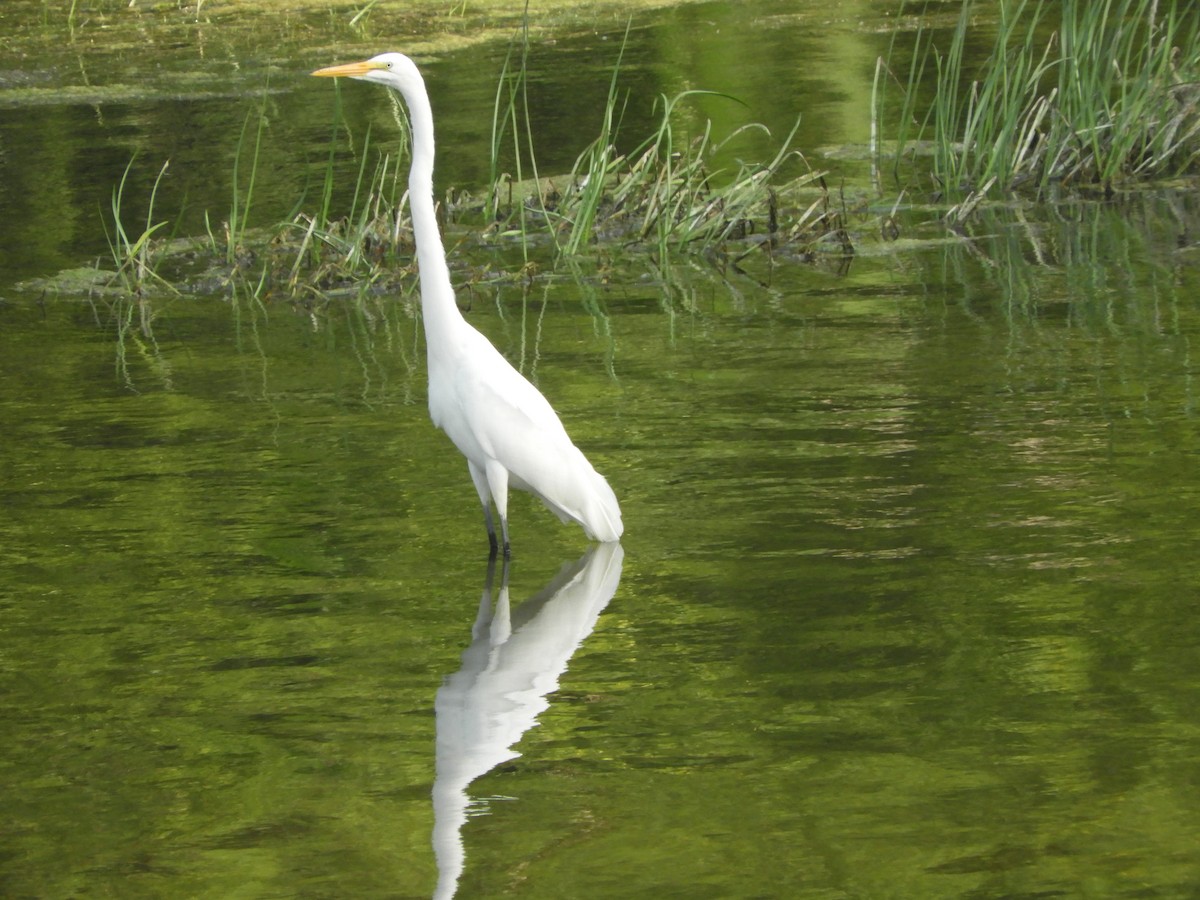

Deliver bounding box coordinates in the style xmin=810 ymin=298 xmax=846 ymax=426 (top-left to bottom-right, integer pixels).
xmin=575 ymin=468 xmax=623 ymax=543
xmin=534 ymin=462 xmax=623 ymax=543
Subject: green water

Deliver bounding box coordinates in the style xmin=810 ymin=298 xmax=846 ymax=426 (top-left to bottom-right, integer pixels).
xmin=6 ymin=204 xmax=1200 ymax=896
xmin=4 ymin=1 xmax=1200 ymax=898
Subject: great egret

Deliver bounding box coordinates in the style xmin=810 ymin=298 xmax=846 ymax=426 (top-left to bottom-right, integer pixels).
xmin=312 ymin=53 xmax=623 ymax=557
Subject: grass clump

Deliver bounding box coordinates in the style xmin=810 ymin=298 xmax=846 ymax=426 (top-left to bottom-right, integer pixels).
xmin=487 ymin=91 xmax=839 ymax=262
xmin=482 ymin=19 xmax=842 ymax=263
xmin=103 ymin=157 xmax=177 ymax=298
xmin=86 ymin=31 xmax=850 ymax=320
xmin=881 ymin=0 xmax=1200 ymax=198
xmin=96 ymin=156 xmax=181 ymax=388
xmin=271 ymin=41 xmax=849 ymax=306
xmin=569 ymin=95 xmax=817 ymax=253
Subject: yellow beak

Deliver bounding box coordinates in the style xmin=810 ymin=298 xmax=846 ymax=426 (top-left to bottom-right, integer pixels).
xmin=311 ymin=60 xmax=382 ymax=78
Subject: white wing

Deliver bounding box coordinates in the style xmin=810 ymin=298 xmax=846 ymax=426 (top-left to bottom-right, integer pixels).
xmin=429 ymin=327 xmax=622 ymax=541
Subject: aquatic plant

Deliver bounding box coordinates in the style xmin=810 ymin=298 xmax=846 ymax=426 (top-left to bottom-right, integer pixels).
xmin=518 ymin=99 xmax=836 ymax=263
xmin=881 ymin=0 xmax=1200 ymax=197
xmin=225 ymin=102 xmax=270 ymax=268
xmin=94 ymin=27 xmax=847 ymax=319
xmin=103 ymin=157 xmax=176 ymax=298
xmin=348 ymin=0 xmax=382 ymax=31
xmin=556 ymin=25 xmax=631 ymax=256
xmin=481 ymin=49 xmax=837 ymax=262
xmin=96 ymin=156 xmax=180 ymax=389
xmin=285 ymin=133 xmax=416 ymax=302
xmin=486 ymin=16 xmax=544 ymax=256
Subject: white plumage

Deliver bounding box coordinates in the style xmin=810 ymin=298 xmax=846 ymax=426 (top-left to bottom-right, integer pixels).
xmin=313 ymin=53 xmax=623 ymax=556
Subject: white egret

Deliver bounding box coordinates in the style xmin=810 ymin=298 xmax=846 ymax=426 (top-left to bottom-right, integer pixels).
xmin=312 ymin=53 xmax=623 ymax=557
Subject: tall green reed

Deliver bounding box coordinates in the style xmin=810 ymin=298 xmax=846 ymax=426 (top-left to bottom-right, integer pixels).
xmin=485 ymin=1 xmax=552 ymax=258
xmin=883 ymin=0 xmax=1200 ymax=197
xmin=227 ymin=102 xmax=269 ymax=265
xmin=104 ymin=157 xmax=176 ymax=296
xmin=100 ymin=156 xmax=179 ymax=389
xmin=561 ymin=33 xmax=631 ymax=255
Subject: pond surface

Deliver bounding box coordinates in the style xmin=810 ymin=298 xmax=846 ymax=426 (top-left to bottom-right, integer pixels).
xmin=3 ymin=2 xmax=1200 ymax=898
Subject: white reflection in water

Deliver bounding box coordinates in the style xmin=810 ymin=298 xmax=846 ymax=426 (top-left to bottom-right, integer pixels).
xmin=432 ymin=543 xmax=624 ymax=899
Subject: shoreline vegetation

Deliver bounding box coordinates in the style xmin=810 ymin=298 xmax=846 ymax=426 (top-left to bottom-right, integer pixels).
xmin=18 ymin=0 xmax=1200 ymax=320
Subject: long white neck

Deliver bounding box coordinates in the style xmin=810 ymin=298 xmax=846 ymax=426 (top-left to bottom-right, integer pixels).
xmin=400 ymin=74 xmax=464 ymax=353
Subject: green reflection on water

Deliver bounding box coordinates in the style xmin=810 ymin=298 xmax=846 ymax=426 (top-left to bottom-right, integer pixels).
xmin=4 ymin=192 xmax=1200 ymax=897
xmin=4 ymin=0 xmax=1200 ymax=895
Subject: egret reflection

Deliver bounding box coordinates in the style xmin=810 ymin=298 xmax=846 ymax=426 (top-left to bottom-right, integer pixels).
xmin=432 ymin=542 xmax=624 ymax=899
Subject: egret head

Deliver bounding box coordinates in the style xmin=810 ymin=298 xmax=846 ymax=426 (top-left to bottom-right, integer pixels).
xmin=311 ymin=52 xmax=423 ymax=92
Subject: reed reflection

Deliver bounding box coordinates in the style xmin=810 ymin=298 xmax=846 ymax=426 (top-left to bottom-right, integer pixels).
xmin=431 ymin=543 xmax=624 ymax=899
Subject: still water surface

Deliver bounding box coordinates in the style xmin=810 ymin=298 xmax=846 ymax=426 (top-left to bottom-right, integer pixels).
xmin=3 ymin=1 xmax=1200 ymax=897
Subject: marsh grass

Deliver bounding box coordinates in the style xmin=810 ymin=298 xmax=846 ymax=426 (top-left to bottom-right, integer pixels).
xmin=485 ymin=86 xmax=838 ymax=263
xmin=175 ymin=39 xmax=843 ymax=311
xmin=97 ymin=157 xmax=182 ymax=388
xmin=286 ymin=138 xmax=416 ymax=300
xmin=486 ymin=18 xmax=545 ymax=257
xmin=103 ymin=157 xmax=177 ymax=298
xmin=477 ymin=16 xmax=840 ymax=263
xmin=881 ymin=0 xmax=1200 ymax=198
xmin=91 ymin=24 xmax=854 ymax=319
xmin=205 ymin=101 xmax=272 ymax=276
xmin=557 ymin=26 xmax=631 ymax=256
xmin=228 ymin=107 xmax=267 ymax=265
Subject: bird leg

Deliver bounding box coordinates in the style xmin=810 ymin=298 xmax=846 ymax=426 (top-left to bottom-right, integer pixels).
xmin=484 ymin=461 xmax=512 ymax=559
xmin=498 ymin=516 xmax=511 ymax=560
xmin=482 ymin=504 xmax=500 ymax=556
xmin=481 ymin=503 xmax=511 ymax=558
xmin=468 ymin=461 xmax=498 ymax=554
xmin=469 ymin=460 xmax=510 ymax=558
